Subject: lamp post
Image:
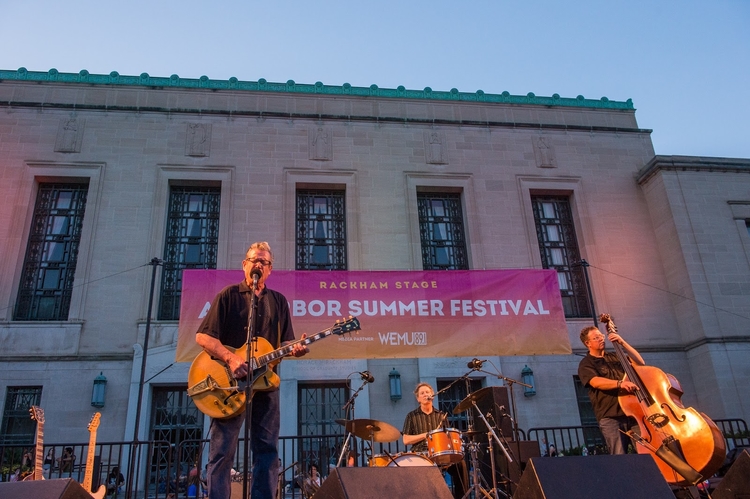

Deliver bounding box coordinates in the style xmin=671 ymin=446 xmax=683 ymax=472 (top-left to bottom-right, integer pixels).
xmin=125 ymin=257 xmax=162 ymax=499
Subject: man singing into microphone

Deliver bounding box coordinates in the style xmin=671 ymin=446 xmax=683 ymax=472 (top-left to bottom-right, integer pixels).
xmin=196 ymin=242 xmax=308 ymax=499
xmin=402 ymin=383 xmax=467 ymax=499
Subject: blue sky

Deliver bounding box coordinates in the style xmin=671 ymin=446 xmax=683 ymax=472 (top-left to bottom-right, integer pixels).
xmin=3 ymin=0 xmax=749 ymax=158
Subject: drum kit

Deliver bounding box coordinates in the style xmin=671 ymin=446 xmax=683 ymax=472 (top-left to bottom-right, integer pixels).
xmin=335 ymin=385 xmax=521 ymax=499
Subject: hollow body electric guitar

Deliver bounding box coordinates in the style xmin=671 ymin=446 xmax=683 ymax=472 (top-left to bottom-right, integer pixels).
xmin=188 ymin=316 xmax=360 ymax=419
xmin=599 ymin=314 xmax=725 ymax=485
xmin=24 ymin=406 xmax=45 ymax=481
xmin=83 ymin=412 xmax=106 ymax=499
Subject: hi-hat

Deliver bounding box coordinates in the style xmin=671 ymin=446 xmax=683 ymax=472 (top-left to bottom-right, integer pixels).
xmin=335 ymin=418 xmax=400 ymax=442
xmin=453 ymin=386 xmax=495 ymax=414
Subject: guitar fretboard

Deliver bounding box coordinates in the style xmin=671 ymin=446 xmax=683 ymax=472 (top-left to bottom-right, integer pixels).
xmin=252 ymin=329 xmax=333 ymax=368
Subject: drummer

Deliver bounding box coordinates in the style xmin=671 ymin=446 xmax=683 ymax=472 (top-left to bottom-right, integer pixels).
xmin=402 ymin=382 xmax=468 ymax=499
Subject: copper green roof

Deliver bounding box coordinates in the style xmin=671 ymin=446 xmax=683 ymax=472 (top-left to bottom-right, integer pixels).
xmin=0 ymin=67 xmax=634 ymax=110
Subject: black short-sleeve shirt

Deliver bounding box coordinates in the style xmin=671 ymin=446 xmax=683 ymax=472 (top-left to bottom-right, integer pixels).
xmin=578 ymin=352 xmax=626 ymax=420
xmin=196 ymin=280 xmax=295 ymax=351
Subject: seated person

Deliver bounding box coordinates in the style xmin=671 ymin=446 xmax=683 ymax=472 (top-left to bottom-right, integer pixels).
xmin=57 ymin=447 xmax=75 ymax=472
xmin=106 ymin=466 xmax=125 ymax=496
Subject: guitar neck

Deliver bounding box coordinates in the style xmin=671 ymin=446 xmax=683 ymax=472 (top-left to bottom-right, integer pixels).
xmin=254 ymin=328 xmax=333 ymax=368
xmin=33 ymin=422 xmax=44 ymax=480
xmin=83 ymin=431 xmax=96 ymax=490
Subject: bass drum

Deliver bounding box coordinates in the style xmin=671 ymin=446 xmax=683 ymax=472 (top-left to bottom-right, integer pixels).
xmin=370 ymin=452 xmax=435 ymax=467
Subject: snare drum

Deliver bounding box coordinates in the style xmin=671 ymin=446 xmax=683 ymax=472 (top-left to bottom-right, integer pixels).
xmin=426 ymin=428 xmax=464 ymax=465
xmin=370 ymin=452 xmax=435 ymax=467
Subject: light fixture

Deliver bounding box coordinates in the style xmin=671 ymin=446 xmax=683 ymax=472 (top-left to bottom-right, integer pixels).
xmin=91 ymin=372 xmax=107 ymax=407
xmin=521 ymin=365 xmax=536 ymax=397
xmin=389 ymin=368 xmax=402 ymax=401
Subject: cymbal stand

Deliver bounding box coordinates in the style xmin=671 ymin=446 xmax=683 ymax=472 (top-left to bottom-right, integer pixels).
xmin=462 ymin=439 xmax=495 ymax=499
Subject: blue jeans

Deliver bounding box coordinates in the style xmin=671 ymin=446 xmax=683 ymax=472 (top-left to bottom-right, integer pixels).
xmin=599 ymin=415 xmax=639 ymax=455
xmin=206 ymin=390 xmax=281 ymax=499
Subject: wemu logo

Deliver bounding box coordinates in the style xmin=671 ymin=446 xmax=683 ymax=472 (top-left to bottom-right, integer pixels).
xmin=378 ymin=331 xmax=427 ymax=346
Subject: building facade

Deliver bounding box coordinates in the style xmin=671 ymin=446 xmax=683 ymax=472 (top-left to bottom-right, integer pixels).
xmin=0 ymin=68 xmax=748 ymax=469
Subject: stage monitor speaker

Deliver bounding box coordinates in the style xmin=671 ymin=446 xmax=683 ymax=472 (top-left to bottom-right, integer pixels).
xmin=313 ymin=466 xmax=453 ymax=499
xmin=514 ymin=455 xmax=674 ymax=499
xmin=0 ymin=478 xmax=92 ymax=499
xmin=474 ymin=386 xmax=513 ymax=437
xmin=713 ymin=449 xmax=750 ymax=499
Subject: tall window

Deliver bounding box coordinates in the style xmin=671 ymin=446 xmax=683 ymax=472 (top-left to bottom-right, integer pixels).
xmin=298 ymin=382 xmax=348 ymax=469
xmin=531 ymin=196 xmax=591 ymax=318
xmin=159 ymin=186 xmax=220 ymax=320
xmin=418 ymin=192 xmax=469 ymax=270
xmin=296 ymin=190 xmax=347 ymax=270
xmin=15 ymin=183 xmax=88 ymax=321
xmin=149 ymin=387 xmax=203 ymax=488
xmin=1 ymin=386 xmax=43 ymax=445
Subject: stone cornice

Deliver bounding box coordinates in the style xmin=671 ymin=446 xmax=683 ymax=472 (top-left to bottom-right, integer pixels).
xmin=637 ymin=155 xmax=750 ymax=184
xmin=1 ymin=67 xmax=635 ymax=110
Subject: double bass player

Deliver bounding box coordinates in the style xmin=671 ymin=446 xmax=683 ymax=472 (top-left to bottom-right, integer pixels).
xmin=578 ymin=325 xmax=645 ymax=454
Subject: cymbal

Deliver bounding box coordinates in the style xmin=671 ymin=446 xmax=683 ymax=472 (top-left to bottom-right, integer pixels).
xmin=453 ymin=386 xmax=495 ymax=414
xmin=335 ymin=418 xmax=401 ymax=442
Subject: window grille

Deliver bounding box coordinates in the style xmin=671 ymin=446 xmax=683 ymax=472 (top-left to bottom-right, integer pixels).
xmin=417 ymin=193 xmax=469 ymax=270
xmin=159 ymin=186 xmax=220 ymax=320
xmin=149 ymin=387 xmax=203 ymax=487
xmin=296 ymin=190 xmax=347 ymax=270
xmin=436 ymin=378 xmax=483 ymax=431
xmin=15 ymin=183 xmax=88 ymax=321
xmin=0 ymin=386 xmax=43 ymax=445
xmin=531 ymin=196 xmax=591 ymax=318
xmin=298 ymin=382 xmax=348 ymax=469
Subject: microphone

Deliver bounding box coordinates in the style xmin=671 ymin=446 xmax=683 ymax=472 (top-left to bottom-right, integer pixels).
xmin=250 ymin=267 xmax=262 ymax=285
xmin=426 ymin=395 xmax=435 ymax=400
xmin=467 ymin=358 xmax=486 ymax=369
xmin=359 ymin=371 xmax=374 ymax=383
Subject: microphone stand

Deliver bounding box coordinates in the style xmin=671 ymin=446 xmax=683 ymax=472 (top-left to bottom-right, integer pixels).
xmin=242 ymin=276 xmax=260 ymax=499
xmin=336 ymin=376 xmax=369 ymax=467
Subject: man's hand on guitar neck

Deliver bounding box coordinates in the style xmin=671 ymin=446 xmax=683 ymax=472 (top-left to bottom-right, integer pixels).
xmin=288 ymin=334 xmax=309 ymax=357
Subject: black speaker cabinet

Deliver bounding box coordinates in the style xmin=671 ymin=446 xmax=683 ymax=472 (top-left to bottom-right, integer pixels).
xmin=0 ymin=478 xmax=92 ymax=499
xmin=714 ymin=449 xmax=750 ymax=499
xmin=474 ymin=386 xmax=513 ymax=437
xmin=480 ymin=440 xmax=540 ymax=494
xmin=313 ymin=466 xmax=453 ymax=499
xmin=514 ymin=455 xmax=674 ymax=499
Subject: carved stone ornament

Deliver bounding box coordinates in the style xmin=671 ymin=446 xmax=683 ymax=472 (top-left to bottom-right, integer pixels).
xmin=425 ymin=130 xmax=448 ymax=164
xmin=185 ymin=123 xmax=212 ymax=157
xmin=309 ymin=126 xmax=332 ymax=160
xmin=55 ymin=117 xmax=85 ymax=153
xmin=533 ymin=136 xmax=556 ymax=168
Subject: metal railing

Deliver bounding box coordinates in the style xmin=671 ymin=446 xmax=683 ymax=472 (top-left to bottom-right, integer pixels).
xmin=2 ymin=418 xmax=746 ymax=497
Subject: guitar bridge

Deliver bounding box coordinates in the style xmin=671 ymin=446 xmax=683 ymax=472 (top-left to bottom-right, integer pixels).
xmin=646 ymin=413 xmax=670 ymax=428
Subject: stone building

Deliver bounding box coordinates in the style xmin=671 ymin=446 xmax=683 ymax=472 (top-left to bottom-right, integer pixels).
xmin=0 ymin=68 xmax=747 ymax=470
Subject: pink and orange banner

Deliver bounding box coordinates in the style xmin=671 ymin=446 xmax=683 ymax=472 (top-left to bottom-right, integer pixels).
xmin=175 ymin=269 xmax=572 ymax=362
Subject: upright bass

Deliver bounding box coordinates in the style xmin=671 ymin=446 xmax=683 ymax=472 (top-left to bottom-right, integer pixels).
xmin=599 ymin=314 xmax=725 ymax=485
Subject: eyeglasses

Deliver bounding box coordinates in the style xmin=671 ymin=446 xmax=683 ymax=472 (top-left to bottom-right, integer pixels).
xmin=245 ymin=258 xmax=272 ymax=267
